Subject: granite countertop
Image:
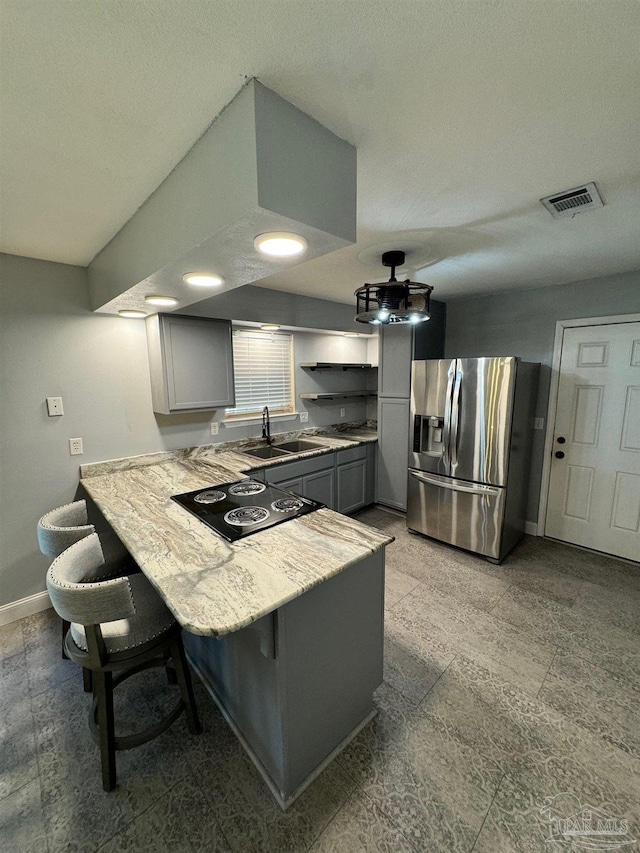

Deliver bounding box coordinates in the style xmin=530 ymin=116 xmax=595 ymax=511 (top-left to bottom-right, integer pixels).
xmin=80 ymin=427 xmax=391 ymax=638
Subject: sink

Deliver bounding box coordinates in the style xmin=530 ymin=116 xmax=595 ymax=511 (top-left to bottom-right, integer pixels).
xmin=272 ymin=439 xmax=329 ymax=453
xmin=241 ymin=445 xmax=292 ymax=459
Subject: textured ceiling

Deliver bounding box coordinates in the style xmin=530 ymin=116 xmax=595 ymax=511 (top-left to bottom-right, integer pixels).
xmin=1 ymin=0 xmax=639 ymax=303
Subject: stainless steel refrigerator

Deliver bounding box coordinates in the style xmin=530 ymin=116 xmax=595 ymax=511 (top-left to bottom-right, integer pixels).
xmin=407 ymin=357 xmax=539 ymax=562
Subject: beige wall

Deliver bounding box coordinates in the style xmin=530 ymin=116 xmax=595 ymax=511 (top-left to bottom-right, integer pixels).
xmin=0 ymin=253 xmax=369 ymax=609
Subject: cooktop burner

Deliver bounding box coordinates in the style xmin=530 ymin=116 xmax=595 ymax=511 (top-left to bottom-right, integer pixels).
xmin=228 ymin=481 xmax=266 ymax=496
xmin=271 ymin=497 xmax=304 ymax=513
xmin=224 ymin=506 xmax=270 ymax=526
xmin=171 ymin=478 xmax=323 ymax=542
xmin=194 ymin=489 xmax=226 ymax=504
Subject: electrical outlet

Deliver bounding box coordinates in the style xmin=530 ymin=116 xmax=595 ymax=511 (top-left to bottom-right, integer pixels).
xmin=210 ymin=422 xmax=219 ymax=436
xmin=46 ymin=397 xmax=64 ymax=416
xmin=69 ymin=438 xmax=83 ymax=456
xmin=299 ymin=411 xmax=309 ymax=423
xmin=533 ymin=417 xmax=545 ymax=430
xmin=340 ymin=407 xmax=346 ymax=418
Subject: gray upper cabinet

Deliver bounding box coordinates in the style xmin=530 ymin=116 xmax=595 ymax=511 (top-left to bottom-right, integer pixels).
xmin=146 ymin=314 xmax=235 ymax=414
xmin=378 ymin=325 xmax=413 ymax=398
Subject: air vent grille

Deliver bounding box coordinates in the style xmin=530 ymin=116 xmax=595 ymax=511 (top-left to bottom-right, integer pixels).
xmin=541 ymin=182 xmax=604 ymax=219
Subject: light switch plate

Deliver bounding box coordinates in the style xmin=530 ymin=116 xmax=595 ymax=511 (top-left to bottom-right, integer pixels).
xmin=340 ymin=407 xmax=346 ymax=418
xmin=533 ymin=417 xmax=545 ymax=430
xmin=46 ymin=396 xmax=64 ymax=416
xmin=210 ymin=422 xmax=219 ymax=435
xmin=299 ymin=412 xmax=309 ymax=423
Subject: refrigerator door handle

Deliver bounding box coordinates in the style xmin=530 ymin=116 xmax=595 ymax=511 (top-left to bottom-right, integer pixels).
xmin=442 ymin=359 xmax=456 ymax=470
xmin=450 ymin=367 xmax=462 ymax=468
xmin=409 ymin=470 xmax=501 ymax=496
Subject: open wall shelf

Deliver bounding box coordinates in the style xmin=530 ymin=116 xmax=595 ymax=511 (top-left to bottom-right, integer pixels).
xmin=299 ymin=391 xmax=378 ymax=401
xmin=300 ymin=363 xmax=377 ymax=371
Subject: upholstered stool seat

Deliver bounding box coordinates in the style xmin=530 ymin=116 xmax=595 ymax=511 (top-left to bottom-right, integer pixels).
xmin=46 ymin=533 xmax=201 ymax=791
xmin=37 ymin=499 xmax=134 ymax=576
xmin=37 ymin=499 xmax=136 ymax=687
xmin=70 ymin=574 xmax=176 ymax=655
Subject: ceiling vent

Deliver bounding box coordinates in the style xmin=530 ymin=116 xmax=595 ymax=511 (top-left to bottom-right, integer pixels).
xmin=540 ymin=182 xmax=604 ymax=219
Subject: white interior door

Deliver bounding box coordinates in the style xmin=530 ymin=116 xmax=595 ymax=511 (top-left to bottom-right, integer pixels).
xmin=545 ymin=322 xmax=640 ymax=561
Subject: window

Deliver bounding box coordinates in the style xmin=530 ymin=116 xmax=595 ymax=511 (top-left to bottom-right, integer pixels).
xmin=226 ymin=329 xmax=294 ymax=417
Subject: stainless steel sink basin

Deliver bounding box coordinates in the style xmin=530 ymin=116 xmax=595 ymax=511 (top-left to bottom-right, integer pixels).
xmin=272 ymin=439 xmax=329 ymax=453
xmin=241 ymin=445 xmax=292 ymax=459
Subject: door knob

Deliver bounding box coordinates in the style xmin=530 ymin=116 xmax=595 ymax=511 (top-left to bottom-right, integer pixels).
xmin=557 ymin=436 xmax=566 ymax=444
xmin=555 ymin=451 xmax=565 ymax=459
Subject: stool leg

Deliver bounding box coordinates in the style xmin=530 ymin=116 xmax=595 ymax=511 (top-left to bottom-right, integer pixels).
xmin=94 ymin=671 xmax=117 ymax=791
xmin=164 ymin=650 xmax=178 ymax=685
xmin=171 ymin=639 xmax=201 ymax=735
xmin=61 ymin=619 xmax=70 ymax=660
xmin=82 ymin=668 xmax=93 ymax=693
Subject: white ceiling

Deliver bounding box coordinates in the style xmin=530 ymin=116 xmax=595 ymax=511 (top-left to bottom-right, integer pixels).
xmin=1 ymin=0 xmax=639 ymax=304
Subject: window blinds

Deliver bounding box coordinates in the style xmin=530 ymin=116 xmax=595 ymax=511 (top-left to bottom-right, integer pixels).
xmin=226 ymin=330 xmax=294 ymax=416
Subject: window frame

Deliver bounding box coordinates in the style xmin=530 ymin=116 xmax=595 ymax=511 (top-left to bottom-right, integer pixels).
xmin=225 ymin=328 xmax=295 ymax=420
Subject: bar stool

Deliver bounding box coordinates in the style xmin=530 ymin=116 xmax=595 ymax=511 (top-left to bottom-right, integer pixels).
xmin=37 ymin=500 xmax=133 ymax=662
xmin=46 ymin=533 xmax=201 ymax=791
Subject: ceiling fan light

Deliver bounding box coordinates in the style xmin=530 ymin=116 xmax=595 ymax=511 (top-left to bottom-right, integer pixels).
xmin=354 ymin=249 xmax=434 ymax=326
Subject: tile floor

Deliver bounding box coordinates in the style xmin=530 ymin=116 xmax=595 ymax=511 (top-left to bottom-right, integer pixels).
xmin=1 ymin=507 xmax=639 ymax=852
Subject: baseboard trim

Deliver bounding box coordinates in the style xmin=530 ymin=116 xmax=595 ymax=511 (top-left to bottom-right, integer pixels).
xmin=525 ymin=521 xmax=538 ymax=536
xmin=0 ymin=591 xmax=52 ymax=627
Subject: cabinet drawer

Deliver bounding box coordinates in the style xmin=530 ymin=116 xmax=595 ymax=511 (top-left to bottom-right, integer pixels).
xmin=336 ymin=444 xmax=367 ymax=465
xmin=263 ymin=451 xmax=334 ymax=484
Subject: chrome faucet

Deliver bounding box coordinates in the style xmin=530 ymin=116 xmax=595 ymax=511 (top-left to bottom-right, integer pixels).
xmin=262 ymin=406 xmax=271 ymax=445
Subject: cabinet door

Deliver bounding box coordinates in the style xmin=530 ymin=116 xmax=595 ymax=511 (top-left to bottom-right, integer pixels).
xmin=337 ymin=459 xmax=367 ymax=514
xmin=146 ymin=314 xmax=235 ymax=414
xmin=275 ymin=477 xmax=305 ymax=497
xmin=379 ymin=325 xmax=413 ymax=398
xmin=377 ymin=397 xmax=410 ymax=510
xmin=365 ymin=443 xmax=376 ymax=506
xmin=303 ymin=468 xmax=335 ymax=509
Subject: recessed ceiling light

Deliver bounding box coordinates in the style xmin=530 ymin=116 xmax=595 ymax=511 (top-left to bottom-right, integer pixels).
xmin=183 ymin=272 xmax=225 ymax=287
xmin=260 ymin=324 xmax=280 ymax=331
xmin=145 ymin=295 xmax=179 ymax=307
xmin=118 ymin=309 xmax=147 ymax=319
xmin=254 ymin=232 xmax=308 ymax=257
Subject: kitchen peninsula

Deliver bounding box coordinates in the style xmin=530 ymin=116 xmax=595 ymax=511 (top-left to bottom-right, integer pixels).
xmin=80 ymin=429 xmax=390 ymax=809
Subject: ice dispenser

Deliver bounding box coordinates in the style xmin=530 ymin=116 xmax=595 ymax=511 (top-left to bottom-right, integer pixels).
xmin=413 ymin=415 xmax=445 ymax=456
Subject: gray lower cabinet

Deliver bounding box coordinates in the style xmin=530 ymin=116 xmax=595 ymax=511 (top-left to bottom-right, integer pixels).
xmin=275 ymin=476 xmax=304 ymax=496
xmin=336 ymin=459 xmax=367 ymax=513
xmin=303 ymin=468 xmax=335 ymax=508
xmin=336 ymin=444 xmax=369 ymax=514
xmin=261 ymin=444 xmax=377 ymax=514
xmin=146 ymin=313 xmax=235 ymax=414
xmin=183 ymin=548 xmax=385 ymax=809
xmin=263 ymin=455 xmax=336 ymax=510
xmin=377 ymin=397 xmax=410 ymax=511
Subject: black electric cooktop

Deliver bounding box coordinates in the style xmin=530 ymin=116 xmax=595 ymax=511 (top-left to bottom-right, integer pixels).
xmin=171 ymin=478 xmax=323 ymax=542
